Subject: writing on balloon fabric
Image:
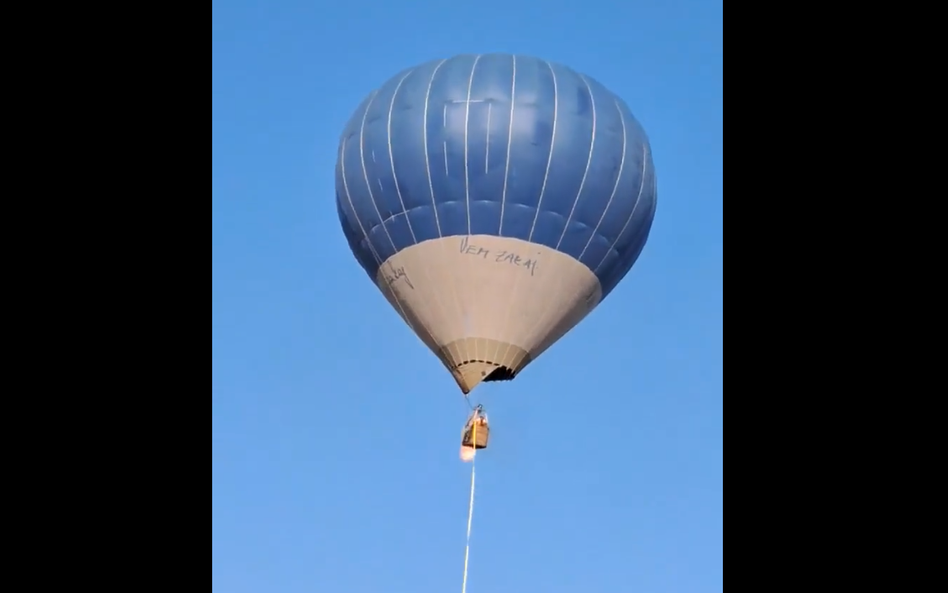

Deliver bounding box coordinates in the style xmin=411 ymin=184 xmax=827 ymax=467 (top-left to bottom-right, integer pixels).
xmin=383 ymin=265 xmax=414 ymax=290
xmin=458 ymin=236 xmax=538 ymax=277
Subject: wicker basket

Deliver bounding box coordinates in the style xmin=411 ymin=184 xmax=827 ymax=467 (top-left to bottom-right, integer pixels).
xmin=462 ymin=422 xmax=490 ymax=449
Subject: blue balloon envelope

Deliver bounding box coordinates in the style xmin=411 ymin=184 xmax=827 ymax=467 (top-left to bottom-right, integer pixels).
xmin=336 ymin=53 xmax=656 ymax=393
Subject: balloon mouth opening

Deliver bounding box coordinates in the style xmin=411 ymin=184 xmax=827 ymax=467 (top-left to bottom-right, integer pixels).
xmin=482 ymin=366 xmax=515 ymax=382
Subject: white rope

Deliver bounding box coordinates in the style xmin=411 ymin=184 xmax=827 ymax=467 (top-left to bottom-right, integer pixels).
xmin=461 ymin=456 xmax=476 ymax=593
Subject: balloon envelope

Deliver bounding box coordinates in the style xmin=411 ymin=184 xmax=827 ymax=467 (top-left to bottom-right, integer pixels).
xmin=335 ymin=53 xmax=657 ymax=393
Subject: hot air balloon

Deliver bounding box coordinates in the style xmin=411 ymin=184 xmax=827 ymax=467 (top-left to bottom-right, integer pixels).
xmin=335 ymin=53 xmax=657 ymax=395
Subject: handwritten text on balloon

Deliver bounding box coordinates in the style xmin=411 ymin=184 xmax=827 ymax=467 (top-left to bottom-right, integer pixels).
xmin=459 ymin=237 xmax=538 ymax=276
xmin=383 ymin=265 xmax=414 ymax=290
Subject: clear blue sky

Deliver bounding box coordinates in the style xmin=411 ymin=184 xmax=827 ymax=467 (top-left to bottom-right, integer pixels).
xmin=212 ymin=1 xmax=723 ymax=592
